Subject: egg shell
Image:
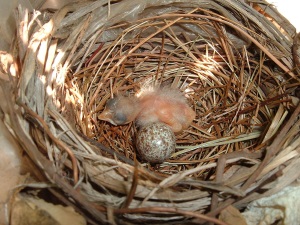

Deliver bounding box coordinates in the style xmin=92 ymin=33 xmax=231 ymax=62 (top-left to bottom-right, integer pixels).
xmin=136 ymin=122 xmax=176 ymax=163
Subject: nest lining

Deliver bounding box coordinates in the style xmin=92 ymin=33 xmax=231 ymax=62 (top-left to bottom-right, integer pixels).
xmin=2 ymin=0 xmax=300 ymax=224
xmin=71 ymin=9 xmax=294 ymax=177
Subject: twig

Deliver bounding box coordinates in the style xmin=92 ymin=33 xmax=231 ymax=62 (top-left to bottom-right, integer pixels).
xmin=76 ymin=131 xmax=135 ymax=166
xmin=114 ymin=207 xmax=227 ymax=225
xmin=292 ymin=32 xmax=300 ymax=74
xmin=122 ymin=158 xmax=139 ymax=208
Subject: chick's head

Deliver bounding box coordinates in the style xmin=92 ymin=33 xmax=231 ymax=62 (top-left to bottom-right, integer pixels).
xmin=98 ymin=96 xmax=140 ymax=125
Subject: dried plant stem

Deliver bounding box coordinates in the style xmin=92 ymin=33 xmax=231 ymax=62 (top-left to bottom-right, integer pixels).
xmin=88 ymin=8 xmax=199 ymax=107
xmin=19 ymin=101 xmax=79 ymax=184
xmin=114 ymin=207 xmax=227 ymax=225
xmin=1 ymin=82 xmax=107 ymax=223
xmin=137 ymin=13 xmax=298 ymax=80
xmin=203 ymin=101 xmax=300 ymax=219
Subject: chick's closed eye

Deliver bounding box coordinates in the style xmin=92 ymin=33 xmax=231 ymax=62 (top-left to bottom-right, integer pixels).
xmin=99 ymin=95 xmax=140 ymax=125
xmin=113 ymin=111 xmax=128 ymax=125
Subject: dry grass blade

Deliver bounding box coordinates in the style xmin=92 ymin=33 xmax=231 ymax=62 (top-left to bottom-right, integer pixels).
xmin=122 ymin=159 xmax=139 ymax=209
xmin=204 ymin=101 xmax=300 ymax=219
xmin=0 ymin=82 xmax=107 ymax=223
xmin=173 ymin=131 xmax=261 ymax=157
xmin=114 ymin=207 xmax=228 ymax=225
xmin=20 ymin=102 xmax=79 ymax=184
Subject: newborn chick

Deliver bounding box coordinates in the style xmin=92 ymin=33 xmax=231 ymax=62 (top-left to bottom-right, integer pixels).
xmin=98 ymin=88 xmax=195 ymax=133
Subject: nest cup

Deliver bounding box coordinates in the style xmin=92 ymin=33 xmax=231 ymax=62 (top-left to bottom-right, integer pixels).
xmin=3 ymin=0 xmax=300 ymax=224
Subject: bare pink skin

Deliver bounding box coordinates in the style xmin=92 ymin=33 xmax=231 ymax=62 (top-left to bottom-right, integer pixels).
xmin=99 ymin=88 xmax=195 ymax=133
xmin=136 ymin=89 xmax=195 ymax=133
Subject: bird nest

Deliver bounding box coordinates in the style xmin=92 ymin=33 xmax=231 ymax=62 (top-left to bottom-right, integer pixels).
xmin=2 ymin=0 xmax=300 ymax=224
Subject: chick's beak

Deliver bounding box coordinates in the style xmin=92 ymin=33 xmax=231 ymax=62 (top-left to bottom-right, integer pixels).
xmin=98 ymin=109 xmax=117 ymax=125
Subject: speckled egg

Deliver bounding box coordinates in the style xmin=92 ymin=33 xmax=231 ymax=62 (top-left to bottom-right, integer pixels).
xmin=136 ymin=122 xmax=176 ymax=163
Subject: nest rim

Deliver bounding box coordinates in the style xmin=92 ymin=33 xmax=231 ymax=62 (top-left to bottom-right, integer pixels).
xmin=3 ymin=0 xmax=300 ymax=224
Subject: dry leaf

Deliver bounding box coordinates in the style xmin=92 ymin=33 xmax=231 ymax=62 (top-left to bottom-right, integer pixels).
xmin=219 ymin=205 xmax=247 ymax=225
xmin=11 ymin=197 xmax=59 ymax=225
xmin=242 ymin=185 xmax=300 ymax=225
xmin=11 ymin=194 xmax=86 ymax=225
xmin=0 ymin=119 xmax=25 ymax=225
